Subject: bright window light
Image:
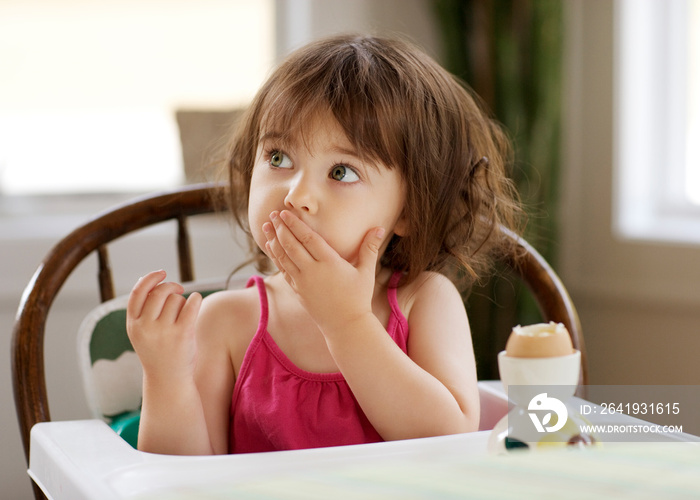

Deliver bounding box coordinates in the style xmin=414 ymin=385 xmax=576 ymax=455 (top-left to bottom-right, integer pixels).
xmin=686 ymin=0 xmax=700 ymax=204
xmin=614 ymin=0 xmax=700 ymax=245
xmin=0 ymin=0 xmax=274 ymax=195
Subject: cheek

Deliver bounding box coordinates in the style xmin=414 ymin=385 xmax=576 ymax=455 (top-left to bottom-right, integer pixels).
xmin=326 ymin=219 xmax=377 ymax=262
xmin=247 ymin=180 xmax=272 ymax=249
xmin=248 ymin=210 xmax=272 ymax=253
xmin=247 ymin=204 xmax=264 ymax=245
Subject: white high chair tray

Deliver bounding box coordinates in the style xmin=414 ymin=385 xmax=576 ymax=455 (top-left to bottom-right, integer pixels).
xmin=28 ymin=381 xmax=700 ymax=499
xmin=29 ymin=420 xmax=491 ymax=500
xmin=29 ymin=381 xmax=506 ymax=499
xmin=29 ymin=419 xmax=700 ymax=499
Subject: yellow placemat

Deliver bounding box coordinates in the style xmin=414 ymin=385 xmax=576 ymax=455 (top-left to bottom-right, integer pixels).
xmin=139 ymin=443 xmax=700 ymax=499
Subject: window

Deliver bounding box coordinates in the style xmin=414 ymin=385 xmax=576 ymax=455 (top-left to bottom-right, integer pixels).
xmin=687 ymin=0 xmax=700 ymax=204
xmin=614 ymin=0 xmax=700 ymax=244
xmin=0 ymin=0 xmax=274 ymax=196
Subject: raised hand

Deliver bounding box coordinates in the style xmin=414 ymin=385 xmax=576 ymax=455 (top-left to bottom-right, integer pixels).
xmin=262 ymin=210 xmax=385 ymax=334
xmin=126 ymin=270 xmax=202 ymax=380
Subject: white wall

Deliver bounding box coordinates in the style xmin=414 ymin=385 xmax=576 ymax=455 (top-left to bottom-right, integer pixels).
xmin=275 ymin=0 xmax=441 ymax=59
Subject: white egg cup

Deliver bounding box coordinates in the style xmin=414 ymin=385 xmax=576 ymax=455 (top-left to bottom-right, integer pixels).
xmin=498 ymin=350 xmax=580 ymax=403
xmin=488 ymin=350 xmax=586 ymax=452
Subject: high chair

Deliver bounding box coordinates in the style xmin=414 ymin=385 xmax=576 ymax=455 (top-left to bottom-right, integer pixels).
xmin=12 ymin=182 xmax=586 ymax=499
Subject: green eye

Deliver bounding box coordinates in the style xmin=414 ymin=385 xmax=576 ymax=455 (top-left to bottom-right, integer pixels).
xmin=331 ymin=165 xmax=345 ymax=180
xmin=270 ymin=151 xmax=282 ymax=166
xmin=330 ymin=165 xmax=360 ymax=183
xmin=269 ymin=150 xmax=292 ymax=168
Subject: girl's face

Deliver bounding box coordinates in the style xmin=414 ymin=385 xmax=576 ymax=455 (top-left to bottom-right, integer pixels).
xmin=248 ymin=113 xmax=406 ymax=267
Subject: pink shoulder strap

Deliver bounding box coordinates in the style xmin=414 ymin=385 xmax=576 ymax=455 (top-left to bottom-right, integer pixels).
xmin=387 ymin=271 xmax=403 ymax=310
xmin=246 ymin=275 xmax=269 ymax=331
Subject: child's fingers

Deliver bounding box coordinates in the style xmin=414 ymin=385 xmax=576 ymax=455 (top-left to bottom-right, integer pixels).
xmin=159 ymin=291 xmax=202 ymax=325
xmin=139 ymin=281 xmax=186 ymax=320
xmin=269 ymin=212 xmax=310 ymax=265
xmin=266 ymin=238 xmax=300 ymax=280
xmin=278 ymin=210 xmax=331 ymax=262
xmin=357 ymin=227 xmax=385 ymax=273
xmin=266 ymin=241 xmax=298 ymax=290
xmin=127 ymin=270 xmax=167 ymax=319
xmin=264 ymin=220 xmax=301 ymax=276
xmin=158 ymin=292 xmax=188 ymax=323
xmin=178 ymin=292 xmax=203 ymax=325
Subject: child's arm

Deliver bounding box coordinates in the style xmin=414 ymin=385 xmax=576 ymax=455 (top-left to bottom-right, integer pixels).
xmin=127 ymin=270 xmax=232 ymax=455
xmin=266 ymin=212 xmax=479 ymax=440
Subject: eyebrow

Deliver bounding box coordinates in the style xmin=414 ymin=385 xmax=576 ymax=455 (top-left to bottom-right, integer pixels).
xmin=258 ymin=131 xmax=289 ymax=145
xmin=331 ymin=145 xmax=361 ymax=158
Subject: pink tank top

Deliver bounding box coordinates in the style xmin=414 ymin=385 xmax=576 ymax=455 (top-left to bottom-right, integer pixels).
xmin=229 ymin=273 xmax=409 ymax=453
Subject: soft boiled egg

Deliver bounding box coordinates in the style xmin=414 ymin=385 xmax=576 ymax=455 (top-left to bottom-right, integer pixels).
xmin=505 ymin=322 xmax=574 ymax=358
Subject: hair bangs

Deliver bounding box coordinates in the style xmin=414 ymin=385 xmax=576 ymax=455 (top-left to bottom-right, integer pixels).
xmin=256 ymin=37 xmax=405 ymax=171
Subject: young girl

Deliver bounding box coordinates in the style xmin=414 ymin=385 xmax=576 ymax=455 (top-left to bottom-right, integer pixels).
xmin=127 ymin=34 xmax=522 ymax=455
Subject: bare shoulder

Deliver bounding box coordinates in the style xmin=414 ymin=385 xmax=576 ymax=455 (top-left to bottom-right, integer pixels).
xmin=195 ymin=285 xmax=260 ymax=372
xmin=397 ymin=271 xmax=464 ymax=320
xmin=198 ymin=285 xmax=259 ymax=326
xmin=398 ymin=271 xmax=471 ymax=354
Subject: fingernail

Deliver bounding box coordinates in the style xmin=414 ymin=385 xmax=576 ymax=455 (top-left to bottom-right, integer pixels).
xmin=270 ymin=211 xmax=278 ymax=221
xmin=376 ymin=227 xmax=386 ymax=239
xmin=262 ymin=222 xmax=272 ymax=234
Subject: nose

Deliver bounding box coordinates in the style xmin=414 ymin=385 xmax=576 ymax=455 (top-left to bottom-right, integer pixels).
xmin=284 ymin=173 xmax=318 ymax=214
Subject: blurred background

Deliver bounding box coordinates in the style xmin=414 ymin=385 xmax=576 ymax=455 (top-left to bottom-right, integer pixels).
xmin=2 ymin=0 xmax=699 ymax=497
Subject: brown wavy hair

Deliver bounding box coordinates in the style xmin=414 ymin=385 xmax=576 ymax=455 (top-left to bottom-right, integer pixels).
xmin=223 ymin=34 xmax=523 ymax=289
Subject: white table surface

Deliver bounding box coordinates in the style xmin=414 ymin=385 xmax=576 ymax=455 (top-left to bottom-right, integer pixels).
xmin=29 ymin=420 xmax=493 ymax=500
xmin=28 ymin=380 xmax=700 ymax=499
xmin=29 ymin=419 xmax=700 ymax=499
